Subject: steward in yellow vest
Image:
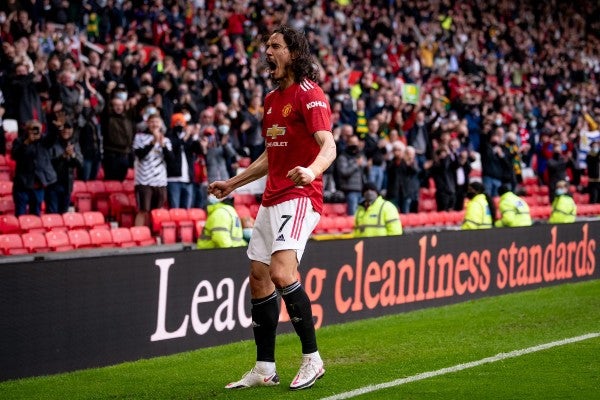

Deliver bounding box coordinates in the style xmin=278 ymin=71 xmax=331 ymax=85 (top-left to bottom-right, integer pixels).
xmin=354 ymin=182 xmax=402 ymax=237
xmin=549 ymin=180 xmax=577 ymax=224
xmin=495 ymin=186 xmax=532 ymax=227
xmin=197 ymin=196 xmax=247 ymax=249
xmin=462 ymin=181 xmax=494 ymax=230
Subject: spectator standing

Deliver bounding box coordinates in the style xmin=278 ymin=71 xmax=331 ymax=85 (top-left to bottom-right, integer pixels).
xmin=11 ymin=120 xmax=56 ymax=216
xmin=586 ymin=140 xmax=600 ymax=204
xmin=354 ymin=182 xmax=402 ymax=237
xmin=363 ymin=117 xmax=387 ymax=192
xmin=428 ymin=146 xmax=456 ymax=211
xmin=76 ymin=97 xmax=103 ymax=181
xmin=480 ymin=126 xmax=512 ymax=197
xmin=102 ymin=95 xmax=135 ymax=181
xmin=546 ymin=136 xmax=570 ymax=203
xmin=165 ymin=113 xmax=196 ymax=209
xmin=45 ymin=122 xmax=83 ymax=213
xmin=335 ymin=134 xmax=365 ymax=215
xmin=132 ymin=114 xmax=174 ymax=227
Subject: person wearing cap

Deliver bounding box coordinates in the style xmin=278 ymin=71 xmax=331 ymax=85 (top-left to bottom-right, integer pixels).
xmin=494 ymin=185 xmax=532 ymax=228
xmin=461 ymin=181 xmax=495 ymax=230
xmin=165 ymin=112 xmax=197 ymax=208
xmin=46 ymin=121 xmax=84 ymax=213
xmin=196 ymin=194 xmax=247 ymax=249
xmin=548 ymin=180 xmax=577 ymax=224
xmin=11 ymin=120 xmax=57 ymax=216
xmin=354 ymin=182 xmax=402 ymax=238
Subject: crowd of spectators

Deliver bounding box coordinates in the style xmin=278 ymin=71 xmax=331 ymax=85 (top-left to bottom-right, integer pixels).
xmin=0 ymin=0 xmax=599 ymax=220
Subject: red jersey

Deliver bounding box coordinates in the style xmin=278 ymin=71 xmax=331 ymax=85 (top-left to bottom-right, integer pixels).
xmin=261 ymin=79 xmax=331 ymax=213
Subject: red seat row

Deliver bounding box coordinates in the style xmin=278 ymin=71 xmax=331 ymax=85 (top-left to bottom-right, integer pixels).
xmin=0 ymin=226 xmax=156 ymax=255
xmin=150 ymin=208 xmax=207 ymax=244
xmin=0 ymin=211 xmax=110 ymax=235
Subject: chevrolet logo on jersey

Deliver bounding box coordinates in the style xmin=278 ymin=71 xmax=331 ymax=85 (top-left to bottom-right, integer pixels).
xmin=266 ymin=125 xmax=286 ymax=139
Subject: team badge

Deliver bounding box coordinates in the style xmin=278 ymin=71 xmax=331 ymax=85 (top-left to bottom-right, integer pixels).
xmin=282 ymin=103 xmax=292 ymax=117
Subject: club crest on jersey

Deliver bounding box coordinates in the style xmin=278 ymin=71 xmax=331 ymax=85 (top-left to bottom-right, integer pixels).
xmin=266 ymin=124 xmax=286 ymax=139
xmin=282 ymin=103 xmax=292 ymax=117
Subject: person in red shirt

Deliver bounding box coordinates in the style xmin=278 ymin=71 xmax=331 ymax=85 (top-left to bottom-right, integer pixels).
xmin=209 ymin=25 xmax=336 ymax=391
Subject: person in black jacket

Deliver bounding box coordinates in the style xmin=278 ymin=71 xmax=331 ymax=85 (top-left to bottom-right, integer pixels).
xmin=45 ymin=121 xmax=83 ymax=213
xmin=335 ymin=134 xmax=366 ymax=215
xmin=428 ymin=146 xmax=457 ymax=211
xmin=586 ymin=140 xmax=600 ymax=204
xmin=480 ymin=126 xmax=513 ymax=197
xmin=165 ymin=113 xmax=199 ymax=209
xmin=11 ymin=120 xmax=57 ymax=216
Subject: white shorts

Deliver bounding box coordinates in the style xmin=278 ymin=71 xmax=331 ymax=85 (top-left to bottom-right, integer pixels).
xmin=247 ymin=197 xmax=320 ymax=266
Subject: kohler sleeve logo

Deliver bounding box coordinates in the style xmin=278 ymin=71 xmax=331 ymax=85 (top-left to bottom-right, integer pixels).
xmin=150 ymin=258 xmax=252 ymax=342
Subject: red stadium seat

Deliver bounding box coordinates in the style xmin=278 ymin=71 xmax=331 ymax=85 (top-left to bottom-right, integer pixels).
xmin=129 ymin=226 xmax=156 ymax=246
xmin=109 ymin=192 xmax=136 ymax=228
xmin=86 ymin=180 xmax=109 ymax=216
xmin=89 ymin=228 xmax=115 ymax=248
xmin=122 ymin=180 xmax=135 ymax=193
xmin=21 ymin=232 xmax=50 ymax=253
xmin=234 ymin=193 xmax=258 ymax=206
xmin=18 ymin=215 xmax=45 ymax=233
xmin=41 ymin=213 xmax=66 ymax=232
xmin=235 ymin=204 xmax=251 ymax=218
xmin=45 ymin=230 xmax=74 ymax=252
xmin=323 ymin=203 xmax=347 ymax=216
xmin=187 ymin=208 xmax=207 ymax=223
xmin=71 ymin=180 xmax=92 ymax=212
xmin=0 ymin=233 xmax=28 ymax=255
xmin=169 ymin=208 xmax=194 ymax=242
xmin=67 ymin=229 xmax=94 ymax=249
xmin=111 ymin=227 xmax=137 ymax=247
xmin=0 ymin=196 xmax=15 ymax=214
xmin=83 ymin=211 xmax=110 ymax=229
xmin=0 ymin=214 xmax=21 ymax=234
xmin=0 ymin=180 xmax=12 ymax=196
xmin=150 ymin=208 xmax=171 ymax=234
xmin=62 ymin=212 xmax=87 ymax=230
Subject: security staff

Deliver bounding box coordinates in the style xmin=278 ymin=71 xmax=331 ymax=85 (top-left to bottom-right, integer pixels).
xmin=354 ymin=182 xmax=402 ymax=237
xmin=461 ymin=181 xmax=494 ymax=230
xmin=548 ymin=180 xmax=577 ymax=224
xmin=495 ymin=185 xmax=532 ymax=227
xmin=197 ymin=195 xmax=247 ymax=249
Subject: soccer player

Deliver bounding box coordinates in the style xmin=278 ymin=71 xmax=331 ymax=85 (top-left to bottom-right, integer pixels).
xmin=208 ymin=25 xmax=336 ymax=390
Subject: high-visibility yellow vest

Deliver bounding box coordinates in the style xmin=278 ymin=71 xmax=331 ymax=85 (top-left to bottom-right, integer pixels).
xmin=495 ymin=192 xmax=532 ymax=227
xmin=197 ymin=203 xmax=247 ymax=249
xmin=462 ymin=194 xmax=493 ymax=230
xmin=354 ymin=196 xmax=402 ymax=237
xmin=549 ymin=195 xmax=577 ymax=224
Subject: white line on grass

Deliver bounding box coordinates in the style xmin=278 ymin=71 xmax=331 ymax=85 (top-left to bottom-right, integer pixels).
xmin=320 ymin=332 xmax=600 ymax=400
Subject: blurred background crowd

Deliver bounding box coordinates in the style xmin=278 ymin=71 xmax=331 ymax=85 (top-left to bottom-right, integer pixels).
xmin=0 ymin=0 xmax=599 ymax=219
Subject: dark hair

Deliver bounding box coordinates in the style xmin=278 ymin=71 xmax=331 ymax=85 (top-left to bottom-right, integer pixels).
xmin=468 ymin=181 xmax=497 ymax=224
xmin=272 ymin=25 xmax=318 ymax=83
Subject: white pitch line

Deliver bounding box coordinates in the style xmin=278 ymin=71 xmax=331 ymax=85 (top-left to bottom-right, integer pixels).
xmin=320 ymin=332 xmax=600 ymax=400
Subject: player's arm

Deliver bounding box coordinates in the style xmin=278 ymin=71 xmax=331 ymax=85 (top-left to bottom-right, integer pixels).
xmin=209 ymin=150 xmax=268 ymax=199
xmin=287 ymin=130 xmax=336 ymax=186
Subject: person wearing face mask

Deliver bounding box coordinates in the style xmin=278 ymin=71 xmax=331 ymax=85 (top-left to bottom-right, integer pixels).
xmin=549 ymin=180 xmax=577 ymax=223
xmin=461 ymin=181 xmax=495 ymax=230
xmin=196 ymin=194 xmax=247 ymax=249
xmin=480 ymin=126 xmax=512 ymax=197
xmin=335 ymin=134 xmax=366 ymax=215
xmin=353 ymin=182 xmax=402 ymax=238
xmin=586 ymin=140 xmax=600 ymax=204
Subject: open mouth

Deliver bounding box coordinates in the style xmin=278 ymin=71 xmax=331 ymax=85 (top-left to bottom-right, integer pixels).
xmin=267 ymin=60 xmax=277 ymax=72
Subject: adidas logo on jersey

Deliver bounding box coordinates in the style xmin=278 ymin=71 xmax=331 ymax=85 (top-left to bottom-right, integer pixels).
xmin=276 ymin=234 xmax=285 ymax=242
